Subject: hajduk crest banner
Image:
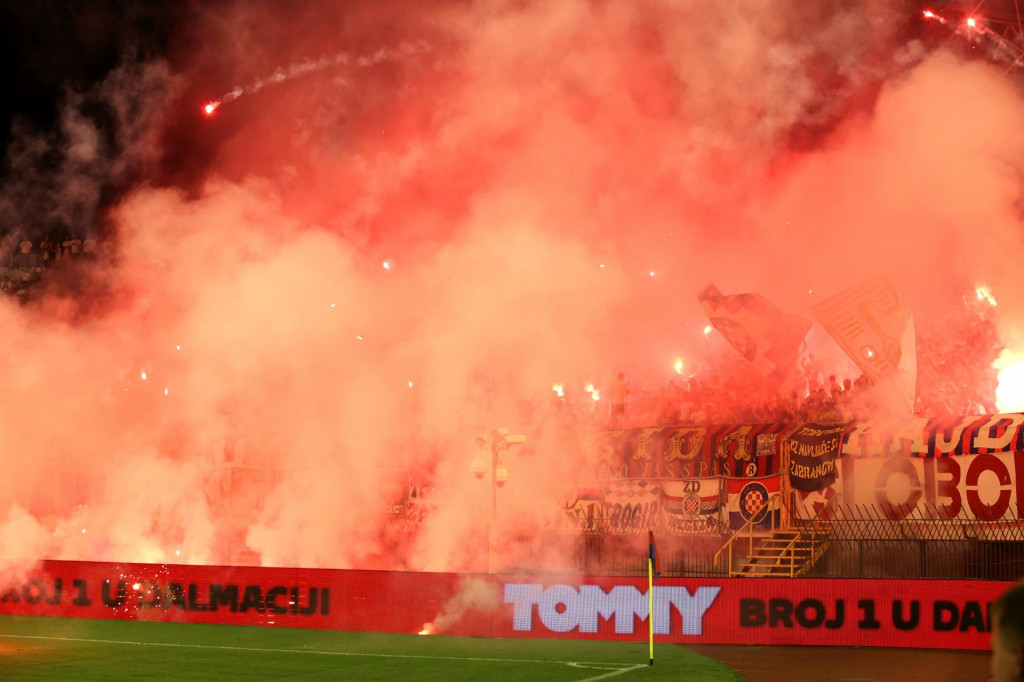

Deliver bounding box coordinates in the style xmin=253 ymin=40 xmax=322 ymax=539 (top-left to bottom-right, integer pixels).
xmin=725 ymin=476 xmax=781 ymax=530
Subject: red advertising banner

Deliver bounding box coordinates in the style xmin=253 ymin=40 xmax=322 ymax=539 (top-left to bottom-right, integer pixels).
xmin=0 ymin=561 xmax=1006 ymax=650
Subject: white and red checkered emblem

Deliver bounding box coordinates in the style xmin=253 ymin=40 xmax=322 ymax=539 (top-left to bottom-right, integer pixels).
xmin=683 ymin=493 xmax=700 ymax=517
xmin=740 ymin=481 xmax=769 ymax=524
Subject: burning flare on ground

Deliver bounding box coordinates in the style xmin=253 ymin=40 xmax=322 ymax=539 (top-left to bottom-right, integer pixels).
xmin=418 ymin=622 xmax=437 ymax=636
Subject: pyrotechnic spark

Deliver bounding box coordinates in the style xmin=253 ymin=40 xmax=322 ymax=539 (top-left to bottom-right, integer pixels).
xmin=703 ymin=325 xmax=713 ymax=335
xmin=591 ymin=390 xmax=600 ymax=401
xmin=966 ymin=17 xmax=977 ymax=28
xmin=418 ymin=623 xmax=436 ymax=635
xmin=355 ymin=335 xmax=364 ymax=341
xmin=976 ymin=286 xmax=998 ymax=306
xmin=674 ymin=358 xmax=685 ymax=374
xmin=552 ymin=383 xmax=564 ymax=397
xmin=584 ymin=383 xmax=594 ymax=393
xmin=202 ymin=101 xmax=220 ymax=116
xmin=140 ymin=371 xmax=147 ymax=381
xmin=382 ymin=261 xmax=390 ymax=270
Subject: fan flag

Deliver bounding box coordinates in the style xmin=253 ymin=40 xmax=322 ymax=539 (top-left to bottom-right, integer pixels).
xmin=648 ymin=530 xmax=661 ymax=580
xmin=808 ymin=275 xmax=916 ymax=415
xmin=697 ymin=283 xmax=812 ymax=387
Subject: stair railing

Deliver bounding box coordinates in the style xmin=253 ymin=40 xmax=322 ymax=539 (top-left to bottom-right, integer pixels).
xmin=713 ymin=493 xmax=784 ymax=575
xmin=774 ymin=494 xmax=836 ymax=576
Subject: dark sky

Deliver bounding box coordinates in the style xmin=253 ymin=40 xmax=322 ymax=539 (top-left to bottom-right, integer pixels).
xmin=0 ymin=1 xmax=185 ymax=153
xmin=0 ymin=0 xmax=984 ymax=170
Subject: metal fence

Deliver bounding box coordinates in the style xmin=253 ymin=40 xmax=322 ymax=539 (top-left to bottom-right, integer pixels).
xmin=383 ymin=503 xmax=1024 ymax=579
xmin=798 ymin=503 xmax=1024 ymax=580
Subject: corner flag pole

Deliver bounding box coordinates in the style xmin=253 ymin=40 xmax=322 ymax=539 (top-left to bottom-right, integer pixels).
xmin=648 ymin=554 xmax=654 ymax=665
xmin=648 ymin=530 xmax=659 ymax=666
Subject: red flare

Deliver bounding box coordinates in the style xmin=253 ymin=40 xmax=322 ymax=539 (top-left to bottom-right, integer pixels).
xmin=203 ymin=101 xmax=220 ymax=116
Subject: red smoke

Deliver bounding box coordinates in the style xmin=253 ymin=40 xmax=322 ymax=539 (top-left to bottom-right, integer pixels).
xmin=2 ymin=0 xmax=1024 ymax=578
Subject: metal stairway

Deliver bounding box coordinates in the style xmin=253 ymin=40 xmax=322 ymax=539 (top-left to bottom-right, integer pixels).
xmin=715 ymin=494 xmax=832 ymax=577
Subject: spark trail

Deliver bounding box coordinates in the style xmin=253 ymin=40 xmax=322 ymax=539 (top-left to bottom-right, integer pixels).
xmin=200 ymin=42 xmax=430 ymax=116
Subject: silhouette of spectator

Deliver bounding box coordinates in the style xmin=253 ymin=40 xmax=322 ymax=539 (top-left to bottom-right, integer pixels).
xmin=991 ymin=581 xmax=1024 ymax=682
xmin=608 ymin=372 xmax=630 ymax=427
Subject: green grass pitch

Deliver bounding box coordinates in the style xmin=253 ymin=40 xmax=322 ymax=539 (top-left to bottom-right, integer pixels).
xmin=0 ymin=614 xmax=742 ymax=681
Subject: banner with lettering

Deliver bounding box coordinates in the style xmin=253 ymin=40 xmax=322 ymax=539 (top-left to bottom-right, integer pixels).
xmin=837 ymin=451 xmax=1024 ymax=521
xmin=840 ymin=413 xmax=1024 ymax=458
xmin=0 ymin=561 xmax=1005 ymax=650
xmin=598 ymin=413 xmax=1024 ymax=469
xmin=593 ymin=423 xmax=790 ymax=480
xmin=787 ymin=423 xmax=846 ymax=492
xmin=661 ymin=478 xmax=721 ymax=533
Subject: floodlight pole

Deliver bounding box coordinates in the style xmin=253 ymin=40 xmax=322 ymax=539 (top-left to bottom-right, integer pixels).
xmin=489 ymin=430 xmax=499 ymax=574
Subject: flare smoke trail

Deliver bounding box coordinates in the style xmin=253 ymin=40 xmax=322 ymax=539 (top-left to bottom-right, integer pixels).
xmin=1 ymin=0 xmax=1024 ymax=579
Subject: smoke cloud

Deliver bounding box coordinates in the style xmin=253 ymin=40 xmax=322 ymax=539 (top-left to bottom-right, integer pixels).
xmin=1 ymin=0 xmax=1023 ymax=573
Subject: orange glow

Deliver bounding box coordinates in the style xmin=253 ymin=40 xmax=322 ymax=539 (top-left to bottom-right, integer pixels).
xmin=552 ymin=383 xmax=564 ymax=397
xmin=674 ymin=358 xmax=685 ymax=374
xmin=996 ymin=350 xmax=1024 ymax=412
xmin=418 ymin=622 xmax=437 ymax=635
xmin=966 ymin=17 xmax=977 ymax=28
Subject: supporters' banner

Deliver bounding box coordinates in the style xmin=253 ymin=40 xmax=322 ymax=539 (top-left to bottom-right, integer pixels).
xmin=595 ymin=423 xmax=790 ymax=480
xmin=563 ymin=485 xmax=605 ymax=531
xmin=809 ymin=275 xmax=916 ymax=411
xmin=600 ymin=479 xmax=662 ymax=532
xmin=791 ymin=484 xmax=838 ymax=520
xmin=599 ymin=413 xmax=1024 ymax=473
xmin=698 ymin=283 xmax=812 ymax=386
xmin=661 ymin=478 xmax=721 ymax=532
xmin=786 ymin=423 xmax=846 ymax=492
xmin=725 ymin=476 xmax=781 ymax=530
xmin=837 ymin=451 xmax=1024 ymax=521
xmin=841 ymin=413 xmax=1024 ymax=458
xmin=2 ymin=561 xmax=1001 ymax=649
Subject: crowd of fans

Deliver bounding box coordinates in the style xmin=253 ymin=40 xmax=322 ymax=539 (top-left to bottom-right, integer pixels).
xmin=0 ymin=235 xmax=110 ymax=296
xmin=550 ymin=305 xmax=1003 ymax=429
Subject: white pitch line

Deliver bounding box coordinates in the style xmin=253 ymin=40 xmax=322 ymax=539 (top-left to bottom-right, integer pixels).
xmin=0 ymin=633 xmax=643 ymax=673
xmin=574 ymin=663 xmax=647 ymax=682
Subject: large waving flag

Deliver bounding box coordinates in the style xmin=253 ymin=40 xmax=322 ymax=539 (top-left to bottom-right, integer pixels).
xmin=808 ymin=275 xmax=916 ymax=414
xmin=697 ymin=284 xmax=813 ymax=386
